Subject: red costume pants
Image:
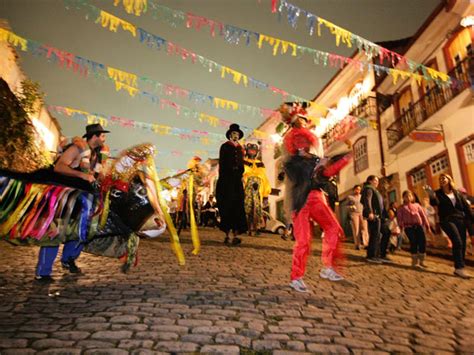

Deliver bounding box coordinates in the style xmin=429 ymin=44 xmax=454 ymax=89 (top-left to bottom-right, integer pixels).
xmin=291 ymin=189 xmax=343 ymax=280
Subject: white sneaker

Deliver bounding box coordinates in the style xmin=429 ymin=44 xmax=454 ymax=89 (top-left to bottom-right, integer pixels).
xmin=454 ymin=268 xmax=471 ymax=279
xmin=289 ymin=278 xmax=308 ymax=292
xmin=320 ymin=267 xmax=344 ymax=281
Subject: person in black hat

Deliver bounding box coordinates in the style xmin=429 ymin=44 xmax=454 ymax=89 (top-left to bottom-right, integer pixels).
xmin=35 ymin=124 xmax=110 ymax=283
xmin=216 ymin=123 xmax=248 ymax=245
xmin=54 ymin=124 xmax=110 ymax=184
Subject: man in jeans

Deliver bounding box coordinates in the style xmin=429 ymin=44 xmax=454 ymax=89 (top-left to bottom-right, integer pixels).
xmin=35 ymin=124 xmax=110 ymax=283
xmin=361 ymin=175 xmax=390 ymax=263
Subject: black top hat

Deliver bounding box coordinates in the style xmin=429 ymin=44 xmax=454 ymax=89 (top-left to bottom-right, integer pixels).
xmin=83 ymin=123 xmax=110 ymax=138
xmin=225 ymin=123 xmax=244 ymax=140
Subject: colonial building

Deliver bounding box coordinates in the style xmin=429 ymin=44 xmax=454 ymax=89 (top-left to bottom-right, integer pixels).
xmin=252 ymin=0 xmax=473 ymax=228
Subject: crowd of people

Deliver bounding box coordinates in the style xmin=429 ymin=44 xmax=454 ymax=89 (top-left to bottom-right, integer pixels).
xmin=347 ymin=173 xmax=474 ymax=279
xmin=29 ymin=117 xmax=473 ymax=289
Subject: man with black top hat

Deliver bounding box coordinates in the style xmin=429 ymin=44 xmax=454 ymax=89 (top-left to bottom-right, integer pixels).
xmin=35 ymin=124 xmax=110 ymax=283
xmin=216 ymin=123 xmax=248 ymax=245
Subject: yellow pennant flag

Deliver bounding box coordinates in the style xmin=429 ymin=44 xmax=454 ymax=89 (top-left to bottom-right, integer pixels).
xmin=97 ymin=10 xmax=137 ymax=37
xmin=114 ymin=0 xmax=147 ymax=16
xmin=318 ymin=18 xmax=353 ymax=48
xmin=107 ymin=67 xmax=138 ymax=87
xmin=0 ymin=28 xmax=27 ymax=51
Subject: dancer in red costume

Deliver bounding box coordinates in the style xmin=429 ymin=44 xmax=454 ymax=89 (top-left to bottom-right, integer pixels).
xmin=280 ymin=103 xmax=352 ymax=292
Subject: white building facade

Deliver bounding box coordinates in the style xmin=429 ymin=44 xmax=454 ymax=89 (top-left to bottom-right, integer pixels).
xmin=253 ymin=0 xmax=473 ymax=229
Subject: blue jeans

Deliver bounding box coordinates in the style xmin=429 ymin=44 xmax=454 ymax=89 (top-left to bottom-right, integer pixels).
xmin=36 ymin=241 xmax=83 ymax=276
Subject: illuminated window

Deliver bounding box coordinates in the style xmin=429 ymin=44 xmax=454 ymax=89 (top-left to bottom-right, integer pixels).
xmin=353 ymin=136 xmax=368 ymax=174
xmin=444 ymin=28 xmax=473 ymax=69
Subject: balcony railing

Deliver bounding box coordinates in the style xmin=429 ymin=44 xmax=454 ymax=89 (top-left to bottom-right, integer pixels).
xmin=323 ymin=96 xmax=377 ymax=148
xmin=386 ymin=57 xmax=472 ymax=149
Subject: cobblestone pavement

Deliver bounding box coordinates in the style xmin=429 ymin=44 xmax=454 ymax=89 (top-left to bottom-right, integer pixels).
xmin=0 ymin=227 xmax=473 ymax=354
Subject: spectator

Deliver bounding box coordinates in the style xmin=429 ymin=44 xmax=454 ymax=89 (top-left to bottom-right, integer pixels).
xmin=361 ymin=175 xmax=390 ymax=263
xmin=347 ymin=184 xmax=368 ymax=250
xmin=426 ymin=174 xmax=473 ymax=279
xmin=169 ymin=198 xmax=178 ymax=225
xmin=201 ymin=194 xmax=218 ymax=227
xmin=397 ymin=190 xmax=432 ymax=268
xmin=387 ymin=209 xmax=402 ymax=253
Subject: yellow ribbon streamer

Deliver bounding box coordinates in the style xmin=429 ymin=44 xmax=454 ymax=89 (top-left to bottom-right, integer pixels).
xmin=147 ymin=160 xmax=185 ymax=266
xmin=114 ymin=0 xmax=147 ymax=16
xmin=0 ymin=28 xmax=28 ymax=51
xmin=99 ymin=191 xmax=110 ymax=228
xmin=188 ymin=174 xmax=200 ymax=255
xmin=97 ymin=10 xmax=137 ymax=37
xmin=0 ymin=184 xmax=43 ymax=235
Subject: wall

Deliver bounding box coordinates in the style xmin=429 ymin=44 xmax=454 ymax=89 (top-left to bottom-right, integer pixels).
xmin=0 ymin=19 xmax=61 ymax=154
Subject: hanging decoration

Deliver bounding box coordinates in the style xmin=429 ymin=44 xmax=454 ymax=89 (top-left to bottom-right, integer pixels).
xmin=65 ymin=0 xmax=306 ymax=102
xmin=0 ymin=28 xmax=28 ymax=51
xmin=0 ymin=28 xmax=292 ymax=129
xmin=114 ymin=0 xmax=147 ymax=16
xmin=110 ymin=0 xmax=454 ymax=88
xmin=273 ymin=0 xmax=453 ymax=85
xmin=48 ymin=105 xmax=220 ymax=144
xmin=48 ymin=104 xmax=270 ymax=145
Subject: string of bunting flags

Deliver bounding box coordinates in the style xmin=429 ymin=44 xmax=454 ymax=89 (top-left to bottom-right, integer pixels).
xmin=63 ymin=0 xmax=310 ymax=103
xmin=48 ymin=104 xmax=272 ymax=145
xmin=0 ymin=28 xmax=274 ymax=137
xmin=271 ymin=0 xmax=453 ymax=86
xmin=110 ymin=0 xmax=454 ymax=88
xmin=4 ymin=1 xmax=381 ymax=135
xmin=49 ymin=104 xmax=223 ymax=145
xmin=0 ymin=28 xmax=369 ymax=145
xmin=1 ymin=3 xmax=380 ymax=146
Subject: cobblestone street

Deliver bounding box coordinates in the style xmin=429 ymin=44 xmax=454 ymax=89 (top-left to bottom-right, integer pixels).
xmin=0 ymin=227 xmax=473 ymax=354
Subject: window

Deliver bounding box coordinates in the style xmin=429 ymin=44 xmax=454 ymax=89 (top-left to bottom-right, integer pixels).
xmin=396 ymin=87 xmax=413 ymax=116
xmin=353 ymin=136 xmax=368 ymax=174
xmin=412 ymin=168 xmax=427 ymax=185
xmin=430 ymin=156 xmax=450 ymax=176
xmin=444 ymin=28 xmax=473 ymax=70
xmin=464 ymin=140 xmax=474 ymax=163
xmin=407 ymin=151 xmax=452 ymax=196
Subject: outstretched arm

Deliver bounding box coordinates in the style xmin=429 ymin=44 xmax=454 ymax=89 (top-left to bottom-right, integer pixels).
xmin=322 ymin=153 xmax=352 ymax=177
